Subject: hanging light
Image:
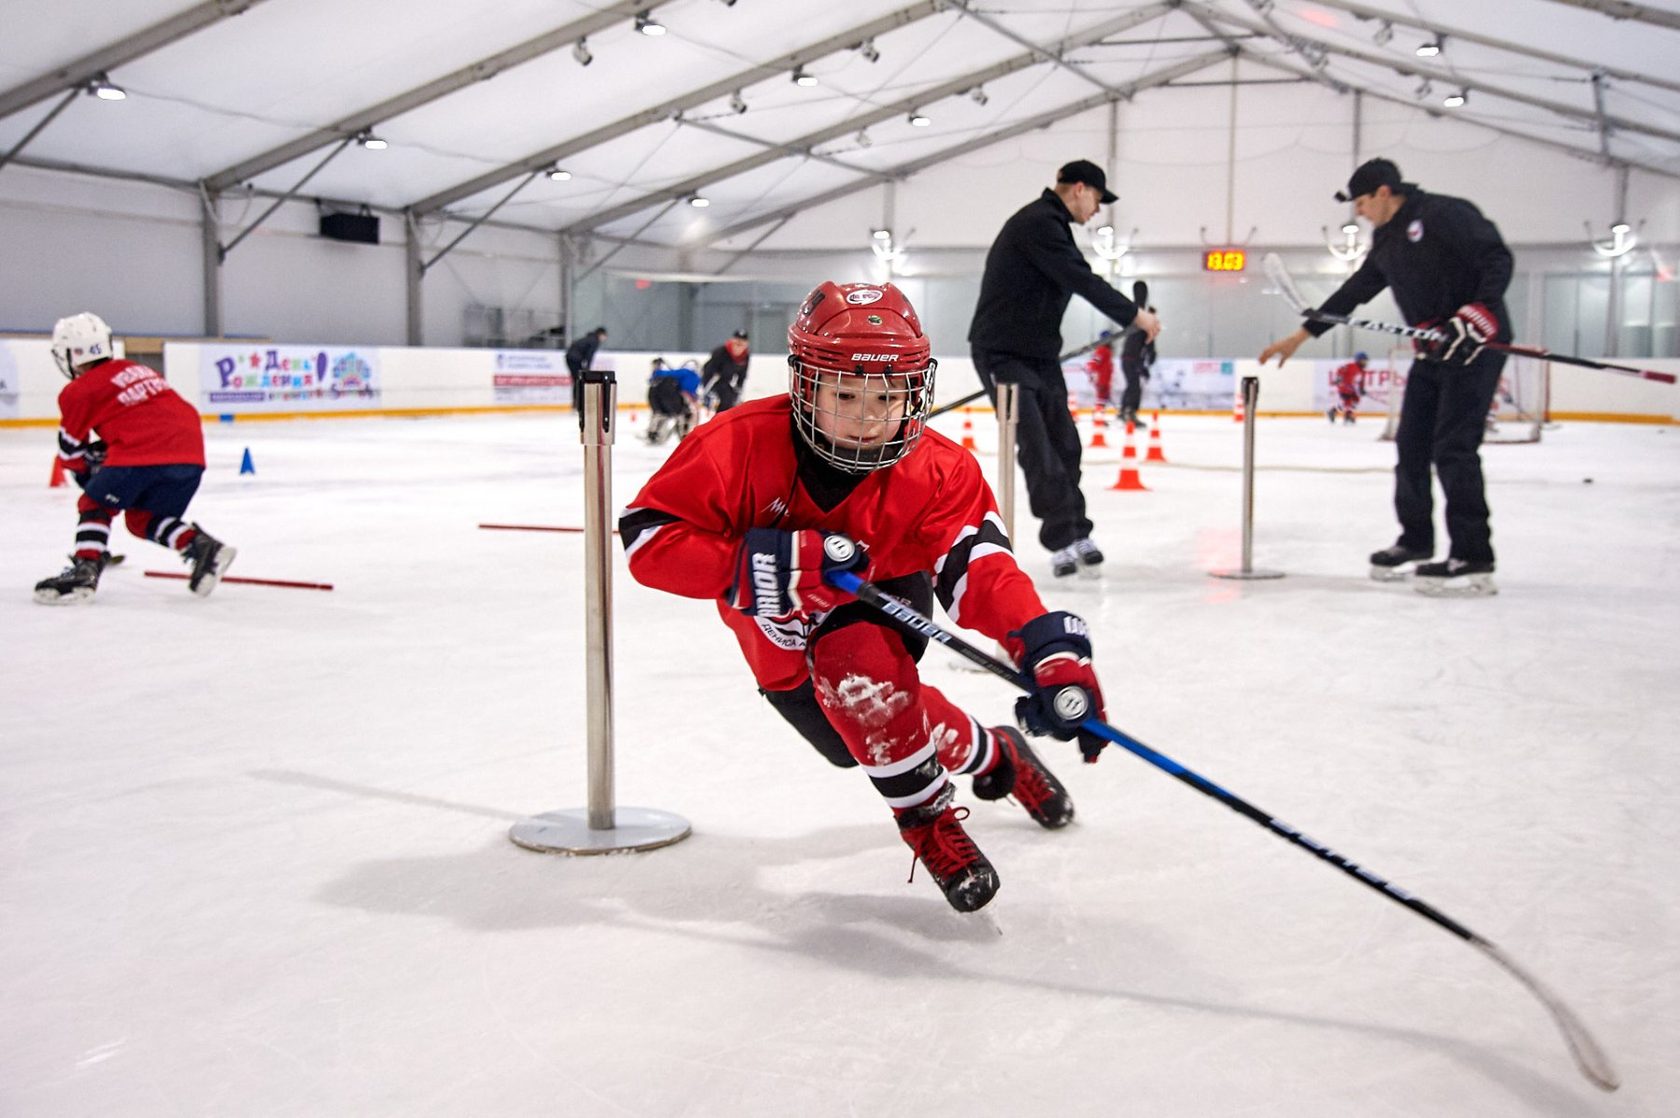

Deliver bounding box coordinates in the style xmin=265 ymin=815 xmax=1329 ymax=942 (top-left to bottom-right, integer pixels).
xmin=572 ymin=38 xmax=593 ymax=66
xmin=635 ymin=10 xmax=666 ymax=36
xmin=357 ymin=130 xmax=388 ymax=150
xmin=792 ymin=66 xmax=817 ymax=87
xmin=856 ymin=39 xmax=880 ymax=63
xmin=1416 ymin=37 xmax=1442 ymax=57
xmin=85 ymin=73 xmax=126 ymax=101
xmin=547 ymin=166 xmax=571 ymax=182
xmin=1443 ymin=89 xmax=1467 ymax=108
xmin=968 ymin=86 xmax=989 ymax=106
xmin=688 ymin=194 xmax=710 ymax=208
xmin=728 ymin=90 xmax=747 ymax=114
xmin=908 ymin=111 xmax=930 ymax=127
xmin=871 ymin=228 xmax=892 ymax=241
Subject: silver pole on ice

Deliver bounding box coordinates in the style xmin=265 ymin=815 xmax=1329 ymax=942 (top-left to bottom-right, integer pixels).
xmin=1211 ymin=375 xmax=1284 ymax=582
xmin=994 ymin=382 xmax=1020 ymax=542
xmin=509 ymin=370 xmax=692 ymax=855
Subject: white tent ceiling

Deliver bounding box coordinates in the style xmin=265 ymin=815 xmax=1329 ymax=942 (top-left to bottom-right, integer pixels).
xmin=2 ymin=0 xmax=1676 ymax=252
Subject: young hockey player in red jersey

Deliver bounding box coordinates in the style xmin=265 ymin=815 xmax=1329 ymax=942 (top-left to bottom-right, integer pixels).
xmin=619 ymin=281 xmax=1111 ymax=913
xmin=33 ymin=312 xmax=237 ymax=604
xmin=1086 ymin=340 xmax=1115 ymax=409
xmin=1329 ymin=352 xmax=1369 ymax=425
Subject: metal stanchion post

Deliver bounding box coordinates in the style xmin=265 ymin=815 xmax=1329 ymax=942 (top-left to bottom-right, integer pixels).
xmin=510 ymin=370 xmax=692 ymax=855
xmin=994 ymin=382 xmax=1020 ymax=542
xmin=1210 ymin=375 xmax=1285 ymax=582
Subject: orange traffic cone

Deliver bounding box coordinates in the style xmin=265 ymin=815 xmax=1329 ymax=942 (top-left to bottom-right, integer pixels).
xmin=49 ymin=455 xmax=67 ymax=488
xmin=960 ymin=413 xmax=977 ymax=452
xmin=1144 ymin=411 xmax=1167 ymax=463
xmin=1109 ymin=422 xmax=1148 ymax=491
xmin=1089 ymin=406 xmax=1110 ymax=449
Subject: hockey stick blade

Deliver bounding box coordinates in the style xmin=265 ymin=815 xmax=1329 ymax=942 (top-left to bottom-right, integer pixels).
xmin=1132 ymin=279 xmax=1149 ymax=308
xmin=1262 ymin=252 xmax=1310 ymax=313
xmin=827 ymin=568 xmax=1620 ymax=1091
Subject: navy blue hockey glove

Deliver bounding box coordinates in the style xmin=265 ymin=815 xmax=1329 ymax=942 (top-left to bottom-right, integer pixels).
xmin=1437 ymin=303 xmax=1498 ymax=365
xmin=1007 ymin=611 xmax=1109 ymax=763
xmin=729 ymin=529 xmax=869 ymax=620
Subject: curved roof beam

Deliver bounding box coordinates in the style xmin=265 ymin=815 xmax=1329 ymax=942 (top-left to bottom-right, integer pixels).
xmin=1538 ymin=0 xmax=1680 ymax=31
xmin=562 ymin=4 xmax=1180 ymax=236
xmin=409 ymin=1 xmax=957 ymax=216
xmin=1184 ymin=0 xmax=1680 ymax=145
xmin=0 ymin=0 xmax=268 ymax=122
xmin=1241 ymin=49 xmax=1680 ymax=183
xmin=1302 ymin=0 xmax=1680 ymax=97
xmin=204 ymin=0 xmax=659 ymax=192
xmin=695 ymin=47 xmax=1235 ymax=250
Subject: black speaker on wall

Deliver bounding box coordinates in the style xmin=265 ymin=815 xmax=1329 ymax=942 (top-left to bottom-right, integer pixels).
xmin=320 ymin=211 xmax=380 ymax=244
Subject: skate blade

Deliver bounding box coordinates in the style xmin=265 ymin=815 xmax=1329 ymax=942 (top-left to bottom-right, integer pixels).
xmin=1077 ymin=563 xmax=1103 ymax=580
xmin=1369 ymin=565 xmax=1415 ymax=583
xmin=34 ymin=586 xmax=95 ymax=606
xmin=1415 ymin=573 xmax=1497 ymax=598
xmin=192 ymin=545 xmax=238 ymax=598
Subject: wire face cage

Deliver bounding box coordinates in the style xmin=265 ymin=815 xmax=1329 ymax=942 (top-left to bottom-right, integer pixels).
xmin=788 ymin=357 xmax=936 ymax=472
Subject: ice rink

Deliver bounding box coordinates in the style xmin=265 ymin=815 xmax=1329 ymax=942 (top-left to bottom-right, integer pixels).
xmin=2 ymin=407 xmax=1675 ymax=1117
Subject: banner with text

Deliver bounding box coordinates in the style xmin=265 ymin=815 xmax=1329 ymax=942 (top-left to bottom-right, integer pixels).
xmin=199 ymin=344 xmax=382 ymax=412
xmin=1310 ymin=356 xmax=1404 ymax=415
xmin=1061 ymin=351 xmax=1238 ymax=411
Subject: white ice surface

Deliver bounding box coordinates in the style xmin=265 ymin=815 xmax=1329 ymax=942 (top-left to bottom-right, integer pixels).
xmin=2 ymin=411 xmax=1675 ymax=1117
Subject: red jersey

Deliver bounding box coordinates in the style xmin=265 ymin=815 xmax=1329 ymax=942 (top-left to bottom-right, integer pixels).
xmin=621 ymin=395 xmax=1047 ymax=691
xmin=57 ymin=359 xmax=204 ymax=468
xmin=1331 ymin=361 xmax=1367 ymax=397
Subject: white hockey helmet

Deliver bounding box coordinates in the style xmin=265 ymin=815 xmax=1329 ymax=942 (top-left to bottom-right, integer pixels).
xmin=51 ymin=312 xmax=115 ymax=379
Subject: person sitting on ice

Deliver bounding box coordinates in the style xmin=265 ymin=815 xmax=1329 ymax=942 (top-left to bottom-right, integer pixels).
xmin=618 ymin=281 xmax=1112 ymax=913
xmin=645 ymin=357 xmax=703 ymax=446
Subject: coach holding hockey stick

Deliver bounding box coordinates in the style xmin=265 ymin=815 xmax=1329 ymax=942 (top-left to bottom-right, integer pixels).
xmin=969 ymin=159 xmax=1160 ymax=581
xmin=1259 ymin=158 xmax=1513 ymax=597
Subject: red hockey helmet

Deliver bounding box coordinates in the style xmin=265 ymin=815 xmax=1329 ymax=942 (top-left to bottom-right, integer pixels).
xmin=786 ymin=281 xmax=936 ymax=473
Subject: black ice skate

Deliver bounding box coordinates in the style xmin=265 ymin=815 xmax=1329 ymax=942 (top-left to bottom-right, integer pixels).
xmin=1050 ymin=545 xmax=1079 ymax=579
xmin=1071 ymin=537 xmax=1103 ymax=580
xmin=896 ymin=793 xmax=999 ymax=913
xmin=1369 ymin=543 xmax=1431 ymax=582
xmin=33 ymin=555 xmax=103 ymax=605
xmin=1414 ymin=557 xmax=1497 ymax=598
xmin=972 ymin=726 xmax=1075 ymax=830
xmin=183 ymin=526 xmax=238 ymax=597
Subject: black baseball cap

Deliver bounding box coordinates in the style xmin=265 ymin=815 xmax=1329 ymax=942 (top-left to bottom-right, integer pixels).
xmin=1057 ymin=159 xmax=1118 ymax=204
xmin=1334 ymin=158 xmax=1405 ymax=203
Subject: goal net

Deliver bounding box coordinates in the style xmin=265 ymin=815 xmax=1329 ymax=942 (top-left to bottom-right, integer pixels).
xmin=1380 ymin=349 xmax=1550 ymax=444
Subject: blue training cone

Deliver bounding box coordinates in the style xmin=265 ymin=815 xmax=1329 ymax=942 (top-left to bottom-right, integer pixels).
xmin=239 ymin=447 xmax=255 ymax=475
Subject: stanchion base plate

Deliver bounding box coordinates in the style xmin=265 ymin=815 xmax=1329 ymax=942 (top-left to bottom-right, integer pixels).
xmin=509 ymin=806 xmax=692 ymax=855
xmin=1209 ymin=568 xmax=1286 ymax=580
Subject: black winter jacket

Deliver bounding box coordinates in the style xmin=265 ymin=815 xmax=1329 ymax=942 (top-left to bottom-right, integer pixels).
xmin=1310 ymin=189 xmax=1513 ymax=343
xmin=969 ymin=189 xmax=1139 ymax=360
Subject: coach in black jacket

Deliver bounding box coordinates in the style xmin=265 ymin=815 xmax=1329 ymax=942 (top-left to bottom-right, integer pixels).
xmin=969 ymin=160 xmax=1160 ymax=579
xmin=1260 ymin=158 xmax=1513 ymax=596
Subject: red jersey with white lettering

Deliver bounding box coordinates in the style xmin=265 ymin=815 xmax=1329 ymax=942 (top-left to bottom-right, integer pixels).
xmin=57 ymin=359 xmax=204 ymax=468
xmin=620 ymin=395 xmax=1046 ymax=691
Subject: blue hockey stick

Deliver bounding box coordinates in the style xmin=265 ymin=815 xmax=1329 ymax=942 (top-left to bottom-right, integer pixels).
xmin=827 ymin=568 xmax=1618 ymax=1091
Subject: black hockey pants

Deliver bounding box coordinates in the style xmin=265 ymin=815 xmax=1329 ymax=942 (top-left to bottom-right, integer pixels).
xmin=971 ymin=347 xmax=1093 ymax=552
xmin=1392 ymin=351 xmax=1505 ymax=564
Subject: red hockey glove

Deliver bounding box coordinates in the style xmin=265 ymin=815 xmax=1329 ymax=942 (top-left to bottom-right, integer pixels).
xmin=729 ymin=529 xmax=868 ymax=620
xmin=1008 ymin=611 xmax=1109 ymax=762
xmin=1437 ymin=303 xmax=1498 ymax=365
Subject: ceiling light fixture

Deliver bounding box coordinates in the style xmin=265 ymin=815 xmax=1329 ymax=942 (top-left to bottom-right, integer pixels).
xmin=547 ymin=166 xmax=571 ymax=182
xmin=572 ymin=38 xmax=593 ymax=66
xmin=635 ymin=11 xmax=666 ymax=36
xmin=857 ymin=38 xmax=880 ymax=63
xmin=1443 ymin=89 xmax=1467 ymax=108
xmin=792 ymin=66 xmax=817 ymax=87
xmin=855 ymin=129 xmax=872 ymax=148
xmin=1416 ymin=37 xmax=1442 ymax=57
xmin=969 ymin=86 xmax=989 ymax=106
xmin=1373 ymin=20 xmax=1394 ymax=46
xmin=688 ymin=194 xmax=710 ymax=208
xmin=356 ymin=130 xmax=388 ymax=150
xmin=729 ymin=90 xmax=747 ymax=114
xmin=908 ymin=111 xmax=930 ymax=127
xmin=871 ymin=228 xmax=892 ymax=241
xmin=86 ymin=73 xmax=126 ymax=101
